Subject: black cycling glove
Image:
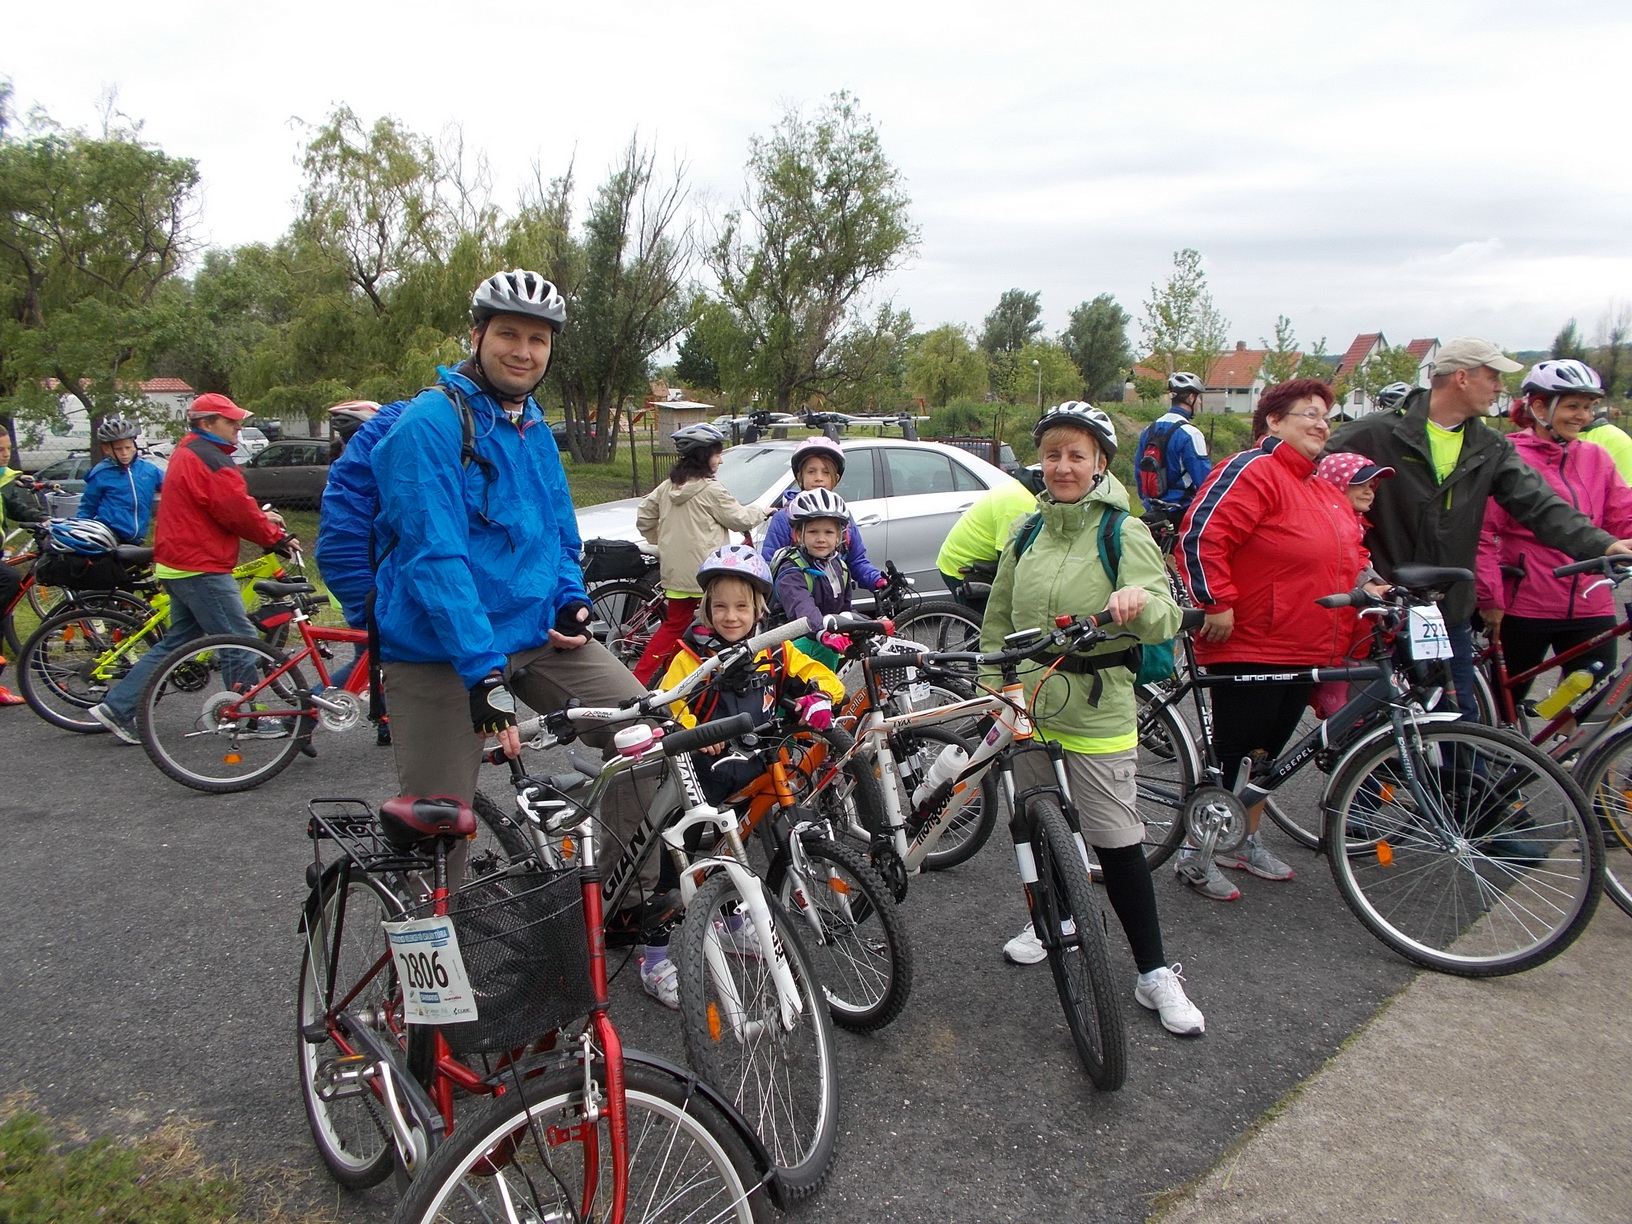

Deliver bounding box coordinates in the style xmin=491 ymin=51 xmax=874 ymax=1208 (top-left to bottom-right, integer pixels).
xmin=554 ymin=600 xmax=591 ymax=642
xmin=469 ymin=673 xmax=518 ymax=735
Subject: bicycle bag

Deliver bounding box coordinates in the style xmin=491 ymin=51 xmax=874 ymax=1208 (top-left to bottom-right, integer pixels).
xmin=1136 ymin=419 xmax=1181 ymax=504
xmin=31 ymin=550 xmax=133 ymax=591
xmin=581 ymin=538 xmax=656 ymax=584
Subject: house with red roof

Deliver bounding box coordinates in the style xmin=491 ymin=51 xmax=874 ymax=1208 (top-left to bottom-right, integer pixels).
xmin=16 ymin=377 xmax=198 ymax=468
xmin=1132 ymin=341 xmax=1302 ymax=416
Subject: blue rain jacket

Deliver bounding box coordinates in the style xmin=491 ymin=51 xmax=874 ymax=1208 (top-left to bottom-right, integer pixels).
xmin=370 ymin=366 xmax=588 ymax=686
xmin=80 ymin=457 xmax=164 ymax=543
xmin=315 ymin=399 xmax=409 ymax=628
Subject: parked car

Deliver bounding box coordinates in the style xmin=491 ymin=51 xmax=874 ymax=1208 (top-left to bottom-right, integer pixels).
xmin=31 ymin=449 xmax=168 ymax=496
xmin=573 ymin=436 xmax=1016 ymax=588
xmin=148 ymin=437 xmax=255 ymax=465
xmin=240 ymin=439 xmax=331 ymax=509
xmin=237 ymin=426 xmax=271 ymax=456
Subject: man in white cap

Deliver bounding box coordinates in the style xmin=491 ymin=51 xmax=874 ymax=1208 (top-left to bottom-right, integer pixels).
xmin=1328 ymin=337 xmax=1632 ymax=718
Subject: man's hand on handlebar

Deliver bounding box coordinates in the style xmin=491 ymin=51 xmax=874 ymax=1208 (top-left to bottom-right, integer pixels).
xmin=1609 ymin=540 xmax=1632 ymax=557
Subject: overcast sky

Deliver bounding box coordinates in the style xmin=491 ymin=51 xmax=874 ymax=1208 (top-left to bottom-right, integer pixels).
xmin=9 ymin=0 xmax=1630 ymax=355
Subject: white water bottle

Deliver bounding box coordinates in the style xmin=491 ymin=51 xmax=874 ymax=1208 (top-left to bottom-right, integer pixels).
xmin=911 ymin=743 xmax=968 ymax=811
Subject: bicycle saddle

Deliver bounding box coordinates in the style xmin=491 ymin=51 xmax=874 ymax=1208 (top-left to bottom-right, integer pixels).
xmin=253 ymin=579 xmax=317 ymax=598
xmin=1390 ymin=564 xmax=1475 ymax=592
xmin=114 ymin=545 xmax=154 ymax=566
xmin=379 ymin=796 xmax=477 ymax=848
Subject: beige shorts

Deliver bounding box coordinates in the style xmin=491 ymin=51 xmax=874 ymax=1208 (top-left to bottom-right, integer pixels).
xmin=1061 ymin=748 xmax=1144 ymax=850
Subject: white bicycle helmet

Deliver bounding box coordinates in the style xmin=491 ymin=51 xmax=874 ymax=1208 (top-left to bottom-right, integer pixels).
xmin=46 ymin=518 xmax=119 ymax=556
xmin=672 ymin=423 xmax=727 ymax=459
xmin=95 ymin=416 xmax=141 ymax=443
xmin=1168 ymin=371 xmax=1204 ymax=397
xmin=697 ymin=543 xmax=774 ymax=596
xmin=328 ymin=400 xmax=380 ymax=443
xmin=1375 ymin=382 xmax=1415 ymax=412
xmin=1032 ymin=401 xmax=1118 ymax=463
xmin=790 ymin=437 xmax=846 ymax=479
xmin=788 ymin=487 xmax=850 ymax=526
xmin=1521 ymin=359 xmax=1604 ymax=401
xmin=470 ymin=269 xmax=567 ymax=332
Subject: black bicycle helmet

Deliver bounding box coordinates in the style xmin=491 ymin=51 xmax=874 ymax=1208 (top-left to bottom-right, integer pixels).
xmin=1374 ymin=382 xmax=1415 ymax=412
xmin=95 ymin=416 xmax=140 ymax=443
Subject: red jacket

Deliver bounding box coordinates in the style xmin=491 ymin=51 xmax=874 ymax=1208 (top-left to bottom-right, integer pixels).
xmin=153 ymin=431 xmax=284 ymax=572
xmin=1178 ymin=438 xmax=1368 ymax=667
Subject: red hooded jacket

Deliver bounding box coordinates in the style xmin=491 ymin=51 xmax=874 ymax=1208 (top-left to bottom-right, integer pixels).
xmin=153 ymin=431 xmax=284 ymax=572
xmin=1178 ymin=437 xmax=1368 ymax=667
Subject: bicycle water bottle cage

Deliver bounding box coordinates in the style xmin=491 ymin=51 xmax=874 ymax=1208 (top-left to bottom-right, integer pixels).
xmin=379 ymin=796 xmax=477 ymax=849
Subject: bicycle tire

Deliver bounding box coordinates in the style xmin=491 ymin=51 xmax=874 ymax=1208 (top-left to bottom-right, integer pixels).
xmin=17 ymin=605 xmax=159 ymax=732
xmin=298 ymin=867 xmax=408 ymax=1189
xmin=137 ymin=633 xmax=312 ymax=792
xmin=470 ymin=789 xmax=534 ymax=869
xmin=802 ymin=725 xmax=889 ymax=844
xmin=888 ymin=724 xmax=998 ymax=871
xmin=1323 ymin=722 xmax=1601 ymax=976
xmin=675 ymin=873 xmax=838 ymax=1200
xmin=769 ymin=835 xmax=913 ymax=1032
xmin=1570 ymin=724 xmax=1632 ymax=920
xmin=392 ymin=1059 xmax=770 ymax=1224
xmin=889 ymin=599 xmax=983 ymax=653
xmin=1025 ymin=795 xmax=1128 ymax=1090
xmin=590 ymin=580 xmax=665 ymax=670
xmin=1128 ymin=687 xmax=1200 ymax=874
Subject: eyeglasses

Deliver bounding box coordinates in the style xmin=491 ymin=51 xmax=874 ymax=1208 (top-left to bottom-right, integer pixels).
xmin=1282 ymin=411 xmax=1332 ymax=427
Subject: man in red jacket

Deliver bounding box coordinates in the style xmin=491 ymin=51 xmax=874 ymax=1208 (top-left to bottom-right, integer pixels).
xmin=90 ymin=393 xmax=293 ymax=744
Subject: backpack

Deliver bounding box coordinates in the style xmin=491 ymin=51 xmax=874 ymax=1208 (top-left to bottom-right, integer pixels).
xmin=768 ymin=545 xmax=851 ymax=617
xmin=1010 ymin=506 xmax=1177 ymax=686
xmin=1136 ymin=419 xmax=1182 ymax=504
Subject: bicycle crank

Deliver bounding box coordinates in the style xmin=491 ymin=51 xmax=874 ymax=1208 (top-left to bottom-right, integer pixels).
xmin=1183 ymin=786 xmax=1249 ymax=856
xmin=868 ymin=837 xmax=910 ymax=902
xmin=315 ymin=688 xmax=365 ymax=733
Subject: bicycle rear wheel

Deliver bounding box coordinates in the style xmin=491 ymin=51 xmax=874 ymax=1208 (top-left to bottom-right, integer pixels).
xmin=1024 ymin=795 xmax=1127 ymax=1090
xmin=298 ymin=866 xmax=407 ymax=1189
xmin=1572 ymin=725 xmax=1632 ymax=919
xmin=17 ymin=605 xmax=158 ymax=731
xmin=889 ymin=599 xmax=982 ymax=653
xmin=889 ymin=724 xmax=998 ymax=871
xmin=393 ymin=1059 xmax=770 ymax=1224
xmin=589 ymin=580 xmax=664 ymax=669
xmin=137 ymin=633 xmax=312 ymax=792
xmin=1125 ymin=687 xmax=1199 ymax=875
xmin=675 ymin=873 xmax=838 ymax=1200
xmin=1324 ymin=722 xmax=1601 ymax=976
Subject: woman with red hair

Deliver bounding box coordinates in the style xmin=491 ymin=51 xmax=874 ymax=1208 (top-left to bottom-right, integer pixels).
xmin=1175 ymin=378 xmax=1370 ymax=900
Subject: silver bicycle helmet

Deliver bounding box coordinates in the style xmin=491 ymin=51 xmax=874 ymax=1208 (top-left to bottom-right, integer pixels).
xmin=95 ymin=416 xmax=140 ymax=444
xmin=1521 ymin=359 xmax=1604 ymax=400
xmin=697 ymin=543 xmax=774 ymax=597
xmin=1168 ymin=371 xmax=1204 ymax=398
xmin=1375 ymin=382 xmax=1415 ymax=412
xmin=790 ymin=437 xmax=846 ymax=480
xmin=1032 ymin=401 xmax=1118 ymax=463
xmin=672 ymin=423 xmax=727 ymax=459
xmin=788 ymin=487 xmax=850 ymax=525
xmin=470 ymin=269 xmax=567 ymax=332
xmin=46 ymin=518 xmax=119 ymax=556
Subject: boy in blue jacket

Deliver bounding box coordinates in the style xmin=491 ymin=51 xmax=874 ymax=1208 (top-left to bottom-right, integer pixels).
xmin=80 ymin=417 xmax=163 ymax=543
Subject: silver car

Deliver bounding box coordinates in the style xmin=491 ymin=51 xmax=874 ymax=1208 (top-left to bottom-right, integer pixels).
xmin=574 ymin=437 xmax=1015 ymax=588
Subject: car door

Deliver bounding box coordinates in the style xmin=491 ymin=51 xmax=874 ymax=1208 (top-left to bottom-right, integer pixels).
xmin=289 ymin=442 xmax=330 ymax=509
xmin=246 ymin=443 xmax=293 ymax=504
xmin=833 ymin=448 xmax=885 ymax=551
xmin=877 ymin=447 xmax=991 ymax=584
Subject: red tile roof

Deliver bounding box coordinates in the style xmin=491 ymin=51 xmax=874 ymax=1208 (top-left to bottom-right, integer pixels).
xmin=1404 ymin=338 xmax=1437 ymax=361
xmin=1333 ymin=333 xmax=1384 ymax=378
xmin=1133 ymin=348 xmax=1299 ymax=389
xmin=141 ymin=377 xmax=194 ymax=393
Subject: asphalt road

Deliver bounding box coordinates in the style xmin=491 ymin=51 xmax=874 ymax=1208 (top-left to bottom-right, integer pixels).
xmin=1 ymin=706 xmax=1416 ymax=1223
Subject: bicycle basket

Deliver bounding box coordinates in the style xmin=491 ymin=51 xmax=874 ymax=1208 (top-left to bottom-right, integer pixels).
xmin=434 ymin=867 xmax=594 ymax=1055
xmin=582 ymin=539 xmax=655 ymax=584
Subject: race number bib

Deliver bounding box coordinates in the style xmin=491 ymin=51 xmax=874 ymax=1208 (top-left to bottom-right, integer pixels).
xmin=383 ymin=916 xmax=479 ymax=1025
xmin=1406 ymin=605 xmax=1453 ymax=661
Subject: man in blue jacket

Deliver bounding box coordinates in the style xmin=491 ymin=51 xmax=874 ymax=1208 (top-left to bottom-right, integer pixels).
xmin=1135 ymin=371 xmax=1213 ymax=523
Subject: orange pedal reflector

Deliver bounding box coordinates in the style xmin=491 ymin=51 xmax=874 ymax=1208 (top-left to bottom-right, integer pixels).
xmin=707 ymin=1002 xmax=722 ymax=1042
xmin=224 ymin=753 xmax=242 ymax=765
xmin=1378 ymin=783 xmax=1396 ymax=803
xmin=1375 ymin=840 xmax=1394 ymax=867
xmin=825 ymin=877 xmax=851 ymax=896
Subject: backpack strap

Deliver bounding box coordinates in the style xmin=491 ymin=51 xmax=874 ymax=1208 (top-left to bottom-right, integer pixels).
xmin=1010 ymin=511 xmax=1045 ymax=561
xmin=1096 ymin=506 xmax=1127 ymax=584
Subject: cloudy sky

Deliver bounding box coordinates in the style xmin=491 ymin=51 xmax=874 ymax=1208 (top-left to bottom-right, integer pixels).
xmin=9 ymin=0 xmax=1630 ymax=355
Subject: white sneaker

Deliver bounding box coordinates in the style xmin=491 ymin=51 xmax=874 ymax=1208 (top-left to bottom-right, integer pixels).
xmin=1135 ymin=964 xmax=1205 ymax=1036
xmin=640 ymin=952 xmax=679 ymax=1010
xmin=1002 ymin=922 xmax=1047 ymax=966
xmin=715 ymin=914 xmax=763 ymax=958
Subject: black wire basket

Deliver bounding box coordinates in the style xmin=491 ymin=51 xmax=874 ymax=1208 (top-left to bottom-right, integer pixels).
xmin=430 ymin=867 xmax=595 ymax=1056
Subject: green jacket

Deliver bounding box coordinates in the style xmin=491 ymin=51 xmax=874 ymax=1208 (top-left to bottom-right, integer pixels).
xmin=980 ymin=475 xmax=1181 ymax=752
xmin=1328 ymin=390 xmax=1615 ymax=623
xmin=1581 ymin=419 xmax=1632 ymax=485
xmin=1 ymin=466 xmax=47 ymax=534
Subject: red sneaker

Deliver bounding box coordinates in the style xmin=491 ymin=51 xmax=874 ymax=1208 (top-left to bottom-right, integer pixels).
xmin=0 ymin=685 xmax=26 ymax=707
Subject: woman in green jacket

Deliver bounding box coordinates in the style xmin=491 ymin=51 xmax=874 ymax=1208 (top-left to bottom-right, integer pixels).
xmin=982 ymin=403 xmax=1204 ymax=1037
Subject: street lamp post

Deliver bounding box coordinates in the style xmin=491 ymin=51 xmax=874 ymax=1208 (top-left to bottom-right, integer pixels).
xmin=1032 ymin=359 xmax=1042 ymax=413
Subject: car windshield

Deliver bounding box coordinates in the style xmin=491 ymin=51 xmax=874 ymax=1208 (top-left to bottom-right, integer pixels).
xmin=715 ymin=446 xmax=792 ymax=504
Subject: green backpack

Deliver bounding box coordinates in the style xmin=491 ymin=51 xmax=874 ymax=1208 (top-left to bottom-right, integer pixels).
xmin=1010 ymin=506 xmax=1178 ymax=686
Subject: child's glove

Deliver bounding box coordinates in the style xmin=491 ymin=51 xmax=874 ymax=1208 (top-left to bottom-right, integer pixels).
xmin=794 ymin=693 xmax=833 ymax=731
xmin=874 ymin=574 xmax=890 ymax=590
xmin=818 ymin=631 xmax=851 ymax=655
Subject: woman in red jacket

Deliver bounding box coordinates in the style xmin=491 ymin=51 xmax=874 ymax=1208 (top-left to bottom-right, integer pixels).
xmin=1176 ymin=378 xmax=1368 ymax=900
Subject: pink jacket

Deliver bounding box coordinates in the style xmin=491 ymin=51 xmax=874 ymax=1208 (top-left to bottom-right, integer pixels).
xmin=1477 ymin=431 xmax=1632 ymax=619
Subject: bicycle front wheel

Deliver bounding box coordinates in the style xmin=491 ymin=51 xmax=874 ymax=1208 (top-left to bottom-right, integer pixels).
xmin=589 ymin=580 xmax=664 ymax=669
xmin=1571 ymin=725 xmax=1632 ymax=919
xmin=1324 ymin=722 xmax=1601 ymax=976
xmin=298 ymin=867 xmax=407 ymax=1189
xmin=392 ymin=1059 xmax=771 ymax=1224
xmin=138 ymin=633 xmax=312 ymax=792
xmin=769 ymin=836 xmax=913 ymax=1032
xmin=675 ymin=873 xmax=838 ymax=1200
xmin=17 ymin=605 xmax=158 ymax=732
xmin=1025 ymin=796 xmax=1127 ymax=1090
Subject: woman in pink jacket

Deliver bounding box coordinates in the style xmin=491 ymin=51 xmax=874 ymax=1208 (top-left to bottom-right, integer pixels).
xmin=1477 ymin=360 xmax=1632 ymax=701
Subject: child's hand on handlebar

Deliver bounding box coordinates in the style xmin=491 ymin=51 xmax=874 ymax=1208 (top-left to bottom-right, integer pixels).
xmin=795 ymin=693 xmax=833 ymax=730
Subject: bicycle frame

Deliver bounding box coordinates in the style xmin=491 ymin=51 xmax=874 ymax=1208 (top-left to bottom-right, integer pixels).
xmin=1482 ymin=611 xmax=1632 ymax=754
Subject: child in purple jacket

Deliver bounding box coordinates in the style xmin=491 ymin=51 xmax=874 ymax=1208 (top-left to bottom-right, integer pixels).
xmin=760 ymin=437 xmax=887 ymax=592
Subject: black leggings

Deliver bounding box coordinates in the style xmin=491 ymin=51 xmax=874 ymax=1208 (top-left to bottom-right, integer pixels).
xmin=1206 ymin=664 xmax=1315 ymax=791
xmin=1097 ymin=843 xmax=1165 ymax=974
xmin=1495 ymin=615 xmax=1617 ymax=703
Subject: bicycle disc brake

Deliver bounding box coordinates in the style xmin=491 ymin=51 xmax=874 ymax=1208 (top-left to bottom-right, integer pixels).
xmin=868 ymin=836 xmax=910 ymax=902
xmin=1183 ymin=786 xmax=1249 ymax=855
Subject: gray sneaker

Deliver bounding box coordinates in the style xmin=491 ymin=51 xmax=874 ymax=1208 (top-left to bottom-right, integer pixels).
xmin=1174 ymin=852 xmax=1240 ymax=901
xmin=1217 ymin=837 xmax=1295 ymax=881
xmin=88 ymin=703 xmax=139 ymax=745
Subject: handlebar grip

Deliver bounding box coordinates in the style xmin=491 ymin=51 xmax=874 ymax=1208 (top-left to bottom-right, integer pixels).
xmin=826 ymin=615 xmax=894 ymax=637
xmin=747 ymin=618 xmax=809 ymax=653
xmin=661 ymin=712 xmax=756 ymax=758
xmin=1178 ymin=607 xmax=1207 ymax=633
xmin=1552 ymin=556 xmax=1627 ymax=579
xmin=1315 ymin=590 xmax=1358 ymax=609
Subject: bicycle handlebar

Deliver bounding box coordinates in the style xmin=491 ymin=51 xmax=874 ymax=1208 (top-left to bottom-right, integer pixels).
xmin=1553 ymin=554 xmax=1632 ymax=579
xmin=661 ymin=712 xmax=757 ymax=758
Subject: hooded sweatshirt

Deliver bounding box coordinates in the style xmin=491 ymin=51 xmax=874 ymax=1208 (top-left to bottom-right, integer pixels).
xmin=637 ymin=476 xmax=766 ymax=597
